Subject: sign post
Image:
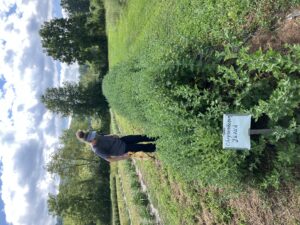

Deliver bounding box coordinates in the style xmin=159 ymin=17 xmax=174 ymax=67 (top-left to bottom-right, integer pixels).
xmin=223 ymin=114 xmax=251 ymax=150
xmin=223 ymin=114 xmax=272 ymax=150
xmin=249 ymin=129 xmax=272 ymax=135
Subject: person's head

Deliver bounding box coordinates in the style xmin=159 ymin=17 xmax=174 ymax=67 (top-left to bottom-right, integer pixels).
xmin=76 ymin=130 xmax=86 ymax=142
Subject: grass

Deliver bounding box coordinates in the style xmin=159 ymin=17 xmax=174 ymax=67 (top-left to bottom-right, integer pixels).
xmin=117 ymin=160 xmax=155 ymax=225
xmin=103 ymin=0 xmax=300 ymax=184
xmin=106 ymin=0 xmax=299 ymax=67
xmin=110 ymin=111 xmax=156 ymax=225
xmin=113 ymin=112 xmax=236 ymax=224
xmin=113 ymin=111 xmax=300 ymax=224
xmin=104 ymin=0 xmax=300 ymax=224
xmin=110 ymin=163 xmax=121 ymax=225
xmin=114 ymin=165 xmax=131 ymax=225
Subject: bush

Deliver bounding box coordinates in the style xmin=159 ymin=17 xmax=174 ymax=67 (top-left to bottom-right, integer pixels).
xmin=103 ymin=44 xmax=300 ymax=188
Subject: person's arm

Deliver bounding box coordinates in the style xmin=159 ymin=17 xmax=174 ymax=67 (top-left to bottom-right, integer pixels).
xmin=104 ymin=134 xmax=119 ymax=138
xmin=91 ymin=139 xmax=97 ymax=146
xmin=106 ymin=154 xmax=130 ymax=162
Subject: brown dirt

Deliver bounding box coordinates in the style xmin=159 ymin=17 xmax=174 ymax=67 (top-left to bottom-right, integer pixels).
xmin=249 ymin=8 xmax=300 ymax=52
xmin=229 ymin=186 xmax=300 ymax=225
xmin=190 ymin=183 xmax=300 ymax=225
xmin=237 ymin=7 xmax=300 ymax=224
xmin=200 ymin=201 xmax=217 ymax=225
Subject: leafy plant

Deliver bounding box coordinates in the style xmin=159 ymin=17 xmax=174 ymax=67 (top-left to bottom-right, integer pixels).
xmin=104 ymin=43 xmax=300 ymax=187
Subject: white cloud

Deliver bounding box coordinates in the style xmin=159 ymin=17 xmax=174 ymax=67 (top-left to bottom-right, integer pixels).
xmin=0 ymin=0 xmax=79 ymax=224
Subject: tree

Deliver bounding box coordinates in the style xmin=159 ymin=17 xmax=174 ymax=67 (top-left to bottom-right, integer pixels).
xmin=39 ymin=16 xmax=105 ymax=64
xmin=61 ymin=0 xmax=90 ymax=16
xmin=46 ymin=149 xmax=99 ymax=178
xmin=40 ymin=81 xmax=108 ymax=116
xmin=48 ymin=178 xmax=110 ymax=224
xmin=47 ymin=122 xmax=111 ymax=224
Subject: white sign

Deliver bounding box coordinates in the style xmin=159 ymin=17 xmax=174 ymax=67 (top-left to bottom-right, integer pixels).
xmin=223 ymin=114 xmax=251 ymax=150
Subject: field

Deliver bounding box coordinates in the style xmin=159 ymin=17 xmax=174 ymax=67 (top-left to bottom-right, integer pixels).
xmin=103 ymin=0 xmax=300 ymax=224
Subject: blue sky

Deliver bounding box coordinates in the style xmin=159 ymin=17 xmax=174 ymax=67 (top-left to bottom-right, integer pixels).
xmin=0 ymin=77 xmax=8 ymax=225
xmin=0 ymin=75 xmax=5 ymax=91
xmin=5 ymin=4 xmax=16 ymax=17
xmin=0 ymin=1 xmax=79 ymax=224
xmin=0 ymin=162 xmax=10 ymax=225
xmin=0 ymin=197 xmax=8 ymax=225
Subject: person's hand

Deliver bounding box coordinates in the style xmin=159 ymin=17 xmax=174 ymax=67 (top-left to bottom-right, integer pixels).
xmin=91 ymin=139 xmax=97 ymax=146
xmin=107 ymin=153 xmax=130 ymax=162
xmin=105 ymin=134 xmax=119 ymax=138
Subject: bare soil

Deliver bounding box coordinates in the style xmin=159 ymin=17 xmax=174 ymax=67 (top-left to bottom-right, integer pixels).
xmin=229 ymin=186 xmax=300 ymax=225
xmin=249 ymin=8 xmax=300 ymax=52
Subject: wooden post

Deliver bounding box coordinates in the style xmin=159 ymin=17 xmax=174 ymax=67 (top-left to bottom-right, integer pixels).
xmin=249 ymin=129 xmax=272 ymax=135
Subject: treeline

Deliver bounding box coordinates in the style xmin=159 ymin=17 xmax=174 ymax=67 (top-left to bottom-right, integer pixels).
xmin=40 ymin=0 xmax=108 ymax=74
xmin=45 ymin=64 xmax=111 ymax=225
xmin=47 ymin=117 xmax=111 ymax=225
xmin=40 ymin=0 xmax=109 ymax=118
xmin=39 ymin=0 xmax=112 ymax=224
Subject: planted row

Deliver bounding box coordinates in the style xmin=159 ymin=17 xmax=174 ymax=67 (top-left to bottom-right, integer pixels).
xmin=103 ymin=45 xmax=300 ymax=188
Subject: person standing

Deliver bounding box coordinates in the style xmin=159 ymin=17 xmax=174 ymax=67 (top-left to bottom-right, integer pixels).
xmin=76 ymin=130 xmax=156 ymax=162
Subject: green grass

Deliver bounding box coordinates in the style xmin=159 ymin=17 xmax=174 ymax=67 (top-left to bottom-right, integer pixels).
xmin=106 ymin=0 xmax=298 ymax=67
xmin=110 ymin=111 xmax=156 ymax=225
xmin=117 ymin=160 xmax=155 ymax=225
xmin=103 ymin=0 xmax=300 ymax=187
xmin=104 ymin=0 xmax=300 ymax=224
xmin=114 ymin=165 xmax=131 ymax=225
xmin=112 ymin=111 xmax=300 ymax=225
xmin=110 ymin=164 xmax=121 ymax=225
xmin=113 ymin=112 xmax=238 ymax=224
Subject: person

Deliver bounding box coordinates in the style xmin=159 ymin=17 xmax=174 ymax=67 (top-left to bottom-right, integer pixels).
xmin=76 ymin=130 xmax=157 ymax=162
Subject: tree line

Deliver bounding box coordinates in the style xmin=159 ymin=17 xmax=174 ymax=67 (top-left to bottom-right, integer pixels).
xmin=40 ymin=0 xmax=108 ymax=72
xmin=39 ymin=0 xmax=111 ymax=224
xmin=40 ymin=0 xmax=109 ymax=121
xmin=47 ymin=119 xmax=111 ymax=225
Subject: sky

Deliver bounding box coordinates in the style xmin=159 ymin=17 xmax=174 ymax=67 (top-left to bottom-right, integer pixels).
xmin=0 ymin=1 xmax=79 ymax=225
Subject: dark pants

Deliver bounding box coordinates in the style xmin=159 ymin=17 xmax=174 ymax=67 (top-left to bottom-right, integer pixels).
xmin=120 ymin=135 xmax=156 ymax=153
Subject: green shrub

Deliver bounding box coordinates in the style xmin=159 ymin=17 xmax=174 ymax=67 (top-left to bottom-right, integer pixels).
xmin=104 ymin=44 xmax=300 ymax=188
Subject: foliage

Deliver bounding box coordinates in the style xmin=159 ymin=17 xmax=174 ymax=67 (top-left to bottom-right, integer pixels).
xmin=44 ymin=14 xmax=112 ymax=222
xmin=48 ymin=174 xmax=110 ymax=223
xmin=39 ymin=15 xmax=104 ymax=64
xmin=103 ymin=0 xmax=300 ymax=188
xmin=104 ymin=0 xmax=300 ymax=223
xmin=86 ymin=0 xmax=109 ymax=73
xmin=104 ymin=44 xmax=300 ymax=188
xmin=40 ymin=0 xmax=108 ymax=67
xmin=41 ymin=81 xmax=108 ymax=117
xmin=78 ymin=62 xmax=111 ymax=130
xmin=61 ymin=0 xmax=90 ymax=16
xmin=47 ymin=117 xmax=111 ymax=225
